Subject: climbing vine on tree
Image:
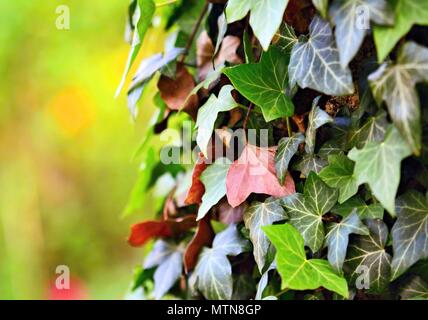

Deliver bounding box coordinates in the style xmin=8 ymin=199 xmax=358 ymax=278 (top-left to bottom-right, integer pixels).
xmin=118 ymin=0 xmax=428 ymax=300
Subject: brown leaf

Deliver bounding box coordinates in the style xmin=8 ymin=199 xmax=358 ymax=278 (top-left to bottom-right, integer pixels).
xmin=185 ymin=153 xmax=208 ymax=205
xmin=158 ymin=63 xmax=199 ymax=120
xmin=128 ymin=215 xmax=197 ymax=247
xmin=226 ymin=144 xmax=296 ymax=207
xmin=183 ymin=215 xmax=215 ymax=273
xmin=216 ymin=199 xmax=246 ymax=224
xmin=197 ymin=31 xmax=242 ymax=81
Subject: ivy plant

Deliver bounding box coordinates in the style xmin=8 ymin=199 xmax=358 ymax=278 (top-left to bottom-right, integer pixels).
xmin=118 ymin=0 xmax=428 ymax=300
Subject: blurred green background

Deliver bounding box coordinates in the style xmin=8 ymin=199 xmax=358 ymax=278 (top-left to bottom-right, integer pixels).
xmin=0 ymin=0 xmax=165 ymax=299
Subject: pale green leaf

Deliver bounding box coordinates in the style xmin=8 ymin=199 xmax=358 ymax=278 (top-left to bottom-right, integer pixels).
xmin=332 ymin=196 xmax=384 ymax=219
xmin=348 ymin=126 xmax=412 ymax=216
xmin=198 ymin=158 xmax=232 ymax=220
xmin=196 ymin=85 xmax=239 ymax=157
xmin=226 ymin=0 xmax=290 ymax=51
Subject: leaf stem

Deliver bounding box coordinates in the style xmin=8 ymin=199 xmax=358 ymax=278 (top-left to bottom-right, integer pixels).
xmin=179 ymin=1 xmax=210 ymax=64
xmin=243 ymin=104 xmax=254 ymax=130
xmin=275 ymin=288 xmax=289 ymax=298
xmin=285 ymin=117 xmax=292 ymax=137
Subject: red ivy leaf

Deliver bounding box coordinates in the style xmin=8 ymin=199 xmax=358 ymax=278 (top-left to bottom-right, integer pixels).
xmin=128 ymin=215 xmax=197 ymax=247
xmin=185 ymin=153 xmax=208 ymax=205
xmin=226 ymin=144 xmax=295 ymax=207
xmin=183 ymin=216 xmax=215 ymax=273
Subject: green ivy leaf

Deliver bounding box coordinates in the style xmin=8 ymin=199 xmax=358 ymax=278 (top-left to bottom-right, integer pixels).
xmin=198 ymin=158 xmax=232 ymax=221
xmin=369 ymin=42 xmax=428 ymax=154
xmin=294 ymin=154 xmax=328 ymax=177
xmin=391 ymin=191 xmax=428 ymax=280
xmin=348 ymin=126 xmax=412 ymax=216
xmin=347 ymin=112 xmax=389 ymax=149
xmin=344 ymin=219 xmax=392 ymax=294
xmin=225 ymin=0 xmax=290 ymax=51
xmin=319 ymin=153 xmax=358 ymax=204
xmin=224 ymin=46 xmax=294 ymax=122
xmin=281 ymin=172 xmax=339 ymax=252
xmin=275 ymin=23 xmax=298 ymax=53
xmin=196 ymin=85 xmax=239 ymax=157
xmin=332 ymin=196 xmax=384 ymax=219
xmin=289 ymin=16 xmax=354 ymax=96
xmin=373 ymin=0 xmax=428 ymax=62
xmin=275 ymin=133 xmax=305 ymax=185
xmin=244 ymin=198 xmax=287 ymax=272
xmin=330 ymin=0 xmax=393 ymax=67
xmin=192 ymin=224 xmax=249 ymax=300
xmin=399 ymin=276 xmax=428 ymax=300
xmin=324 ymin=212 xmax=369 ymax=272
xmin=263 ymin=224 xmax=349 ymax=298
xmin=117 ymin=0 xmax=156 ymax=97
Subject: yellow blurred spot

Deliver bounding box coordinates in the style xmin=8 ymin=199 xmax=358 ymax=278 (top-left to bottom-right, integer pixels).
xmin=48 ymin=87 xmax=95 ymax=137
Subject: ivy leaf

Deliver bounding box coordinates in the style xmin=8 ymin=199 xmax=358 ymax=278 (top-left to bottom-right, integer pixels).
xmin=332 ymin=196 xmax=384 ymax=219
xmin=399 ymin=276 xmax=428 ymax=300
xmin=289 ymin=16 xmax=354 ymax=96
xmin=196 ymin=85 xmax=239 ymax=157
xmin=185 ymin=154 xmax=208 ymax=206
xmin=127 ymin=48 xmax=185 ymax=117
xmin=373 ymin=0 xmax=428 ymax=62
xmin=324 ymin=212 xmax=369 ymax=272
xmin=312 ymin=0 xmax=329 ymax=18
xmin=305 ymin=97 xmax=334 ymax=154
xmin=192 ymin=224 xmax=249 ymax=300
xmin=143 ymin=240 xmax=185 ymax=299
xmin=275 ymin=133 xmax=305 ymax=185
xmin=158 ymin=63 xmax=199 ymax=120
xmin=224 ymin=46 xmax=295 ymax=122
xmin=344 ymin=219 xmax=392 ymax=294
xmin=184 ymin=216 xmax=215 ymax=273
xmin=226 ymin=144 xmax=296 ymax=208
xmin=391 ymin=191 xmax=428 ymax=280
xmin=255 ymin=262 xmax=276 ymax=300
xmin=244 ymin=198 xmax=287 ymax=272
xmin=369 ymin=42 xmax=428 ymax=154
xmin=198 ymin=158 xmax=232 ymax=221
xmin=275 ymin=23 xmax=298 ymax=53
xmin=330 ymin=0 xmax=393 ymax=67
xmin=319 ymin=153 xmax=358 ymax=204
xmin=281 ymin=172 xmax=339 ymax=252
xmin=116 ymin=0 xmax=155 ymax=97
xmin=225 ymin=0 xmax=290 ymax=51
xmin=348 ymin=126 xmax=412 ymax=216
xmin=128 ymin=215 xmax=196 ymax=247
xmin=294 ymin=154 xmax=328 ymax=177
xmin=347 ymin=112 xmax=389 ymax=149
xmin=263 ymin=224 xmax=349 ymax=298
